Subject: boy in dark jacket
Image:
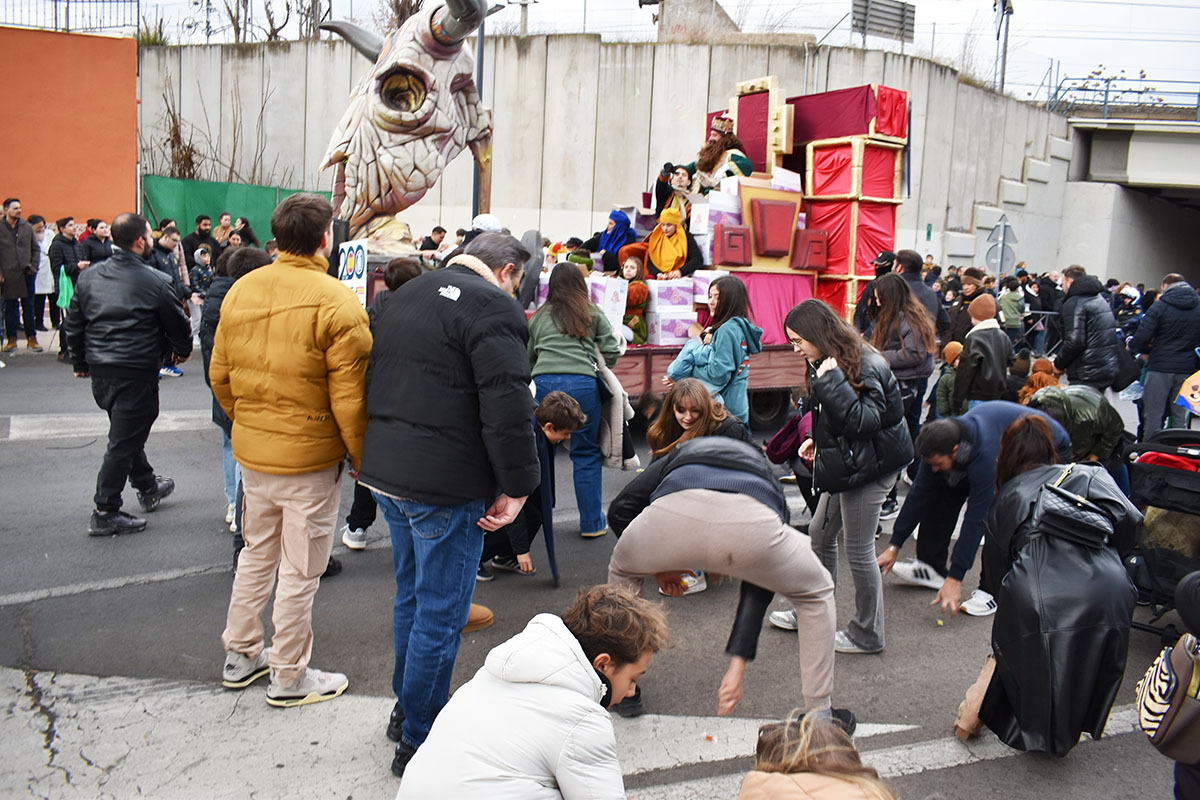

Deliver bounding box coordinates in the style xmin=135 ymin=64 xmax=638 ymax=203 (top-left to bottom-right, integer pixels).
xmin=953 ymin=294 xmax=1013 ymax=411
xmin=477 ymin=391 xmax=586 ymax=581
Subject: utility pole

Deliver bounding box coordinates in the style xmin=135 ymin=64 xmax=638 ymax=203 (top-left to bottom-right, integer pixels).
xmin=994 ymin=0 xmax=1013 ymax=93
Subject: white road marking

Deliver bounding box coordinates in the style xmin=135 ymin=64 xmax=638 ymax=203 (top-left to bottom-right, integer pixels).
xmin=0 ymin=563 xmax=230 ymax=607
xmin=3 ymin=410 xmax=213 ymax=440
xmin=629 ymin=705 xmax=1143 ymax=799
xmin=614 ymin=714 xmax=918 ymax=775
xmin=3 ymin=665 xmax=1145 ymax=800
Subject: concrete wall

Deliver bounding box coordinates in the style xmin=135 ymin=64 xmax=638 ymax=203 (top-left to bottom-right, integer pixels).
xmin=1059 ymin=182 xmax=1200 ymax=287
xmin=141 ymin=36 xmax=1091 ymax=272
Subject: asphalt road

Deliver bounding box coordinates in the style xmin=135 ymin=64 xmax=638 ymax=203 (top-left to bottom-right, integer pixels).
xmin=0 ymin=342 xmax=1184 ymax=799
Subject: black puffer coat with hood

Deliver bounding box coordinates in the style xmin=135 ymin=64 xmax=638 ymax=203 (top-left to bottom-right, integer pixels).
xmin=1055 ymin=275 xmax=1120 ymax=387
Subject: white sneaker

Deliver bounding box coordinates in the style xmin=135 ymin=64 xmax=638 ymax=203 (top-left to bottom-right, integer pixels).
xmin=889 ymin=558 xmax=944 ymax=590
xmin=961 ymin=589 xmax=997 ymax=617
xmin=222 ymin=647 xmax=271 ymax=689
xmin=768 ymin=609 xmax=798 ymax=630
xmin=225 ymin=503 xmax=235 ymax=525
xmin=266 ymin=667 xmax=348 ymax=707
xmin=659 ymin=570 xmax=707 ymax=596
xmin=834 ymin=629 xmax=883 ymax=654
xmin=341 ymin=524 xmax=367 ymax=550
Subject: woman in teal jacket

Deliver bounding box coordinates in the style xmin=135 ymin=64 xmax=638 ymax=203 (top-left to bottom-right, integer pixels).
xmin=667 ymin=276 xmax=762 ymax=425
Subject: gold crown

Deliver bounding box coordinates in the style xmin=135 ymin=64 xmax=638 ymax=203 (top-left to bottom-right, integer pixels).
xmin=710 ymin=115 xmax=735 ymax=134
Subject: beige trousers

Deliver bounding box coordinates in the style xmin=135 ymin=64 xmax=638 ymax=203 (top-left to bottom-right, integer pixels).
xmin=222 ymin=464 xmax=342 ymax=684
xmin=608 ymin=488 xmax=836 ymax=710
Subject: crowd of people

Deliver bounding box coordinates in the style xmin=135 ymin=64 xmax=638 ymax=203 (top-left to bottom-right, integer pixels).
xmin=33 ymin=178 xmax=1200 ymax=799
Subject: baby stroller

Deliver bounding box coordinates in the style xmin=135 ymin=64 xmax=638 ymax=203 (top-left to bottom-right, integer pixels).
xmin=1123 ymin=428 xmax=1200 ymax=646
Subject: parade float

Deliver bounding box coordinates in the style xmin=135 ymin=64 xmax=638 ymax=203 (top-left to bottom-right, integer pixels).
xmin=317 ymin=5 xmax=910 ymax=425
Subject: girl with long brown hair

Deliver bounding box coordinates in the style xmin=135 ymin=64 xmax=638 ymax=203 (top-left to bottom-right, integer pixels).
xmin=665 ymin=276 xmax=763 ymax=425
xmin=646 ymin=378 xmax=752 ymax=458
xmin=775 ymin=300 xmax=912 ymax=654
xmin=528 ymin=262 xmax=621 ymax=538
xmin=868 ymin=272 xmax=936 ymax=515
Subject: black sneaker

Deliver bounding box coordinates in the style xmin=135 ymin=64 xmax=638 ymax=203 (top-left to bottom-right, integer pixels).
xmin=391 ymin=740 xmax=418 ymax=778
xmin=88 ymin=510 xmax=148 ymax=536
xmin=476 ymin=562 xmax=494 ymax=582
xmin=386 ymin=700 xmax=404 ymax=742
xmin=323 ymin=557 xmax=342 ymax=578
xmin=797 ymin=707 xmax=857 ymax=736
xmin=491 ymin=555 xmax=534 ymax=575
xmin=615 ymin=685 xmax=644 ymax=718
xmin=136 ymin=476 xmax=175 ymax=512
xmin=879 ymin=498 xmax=899 ymax=521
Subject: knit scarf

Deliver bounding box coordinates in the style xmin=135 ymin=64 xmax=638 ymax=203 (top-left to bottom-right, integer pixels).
xmin=647 ymin=207 xmax=686 ymax=274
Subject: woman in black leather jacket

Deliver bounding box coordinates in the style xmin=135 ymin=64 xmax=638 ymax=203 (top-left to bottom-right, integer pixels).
xmin=779 ymin=300 xmax=913 ymax=655
xmin=976 ymin=414 xmax=1141 ymax=756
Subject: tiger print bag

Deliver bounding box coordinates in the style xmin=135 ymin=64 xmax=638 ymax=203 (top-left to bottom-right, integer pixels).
xmin=1136 ymin=632 xmax=1200 ymax=764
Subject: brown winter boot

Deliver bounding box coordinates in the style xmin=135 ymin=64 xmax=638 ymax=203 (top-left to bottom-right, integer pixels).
xmin=3 ymin=338 xmax=15 ymax=352
xmin=26 ymin=333 xmax=42 ymax=352
xmin=463 ymin=603 xmax=494 ymax=633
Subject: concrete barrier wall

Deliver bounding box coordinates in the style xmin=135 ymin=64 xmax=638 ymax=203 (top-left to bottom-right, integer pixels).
xmin=140 ymin=36 xmax=1094 ymax=274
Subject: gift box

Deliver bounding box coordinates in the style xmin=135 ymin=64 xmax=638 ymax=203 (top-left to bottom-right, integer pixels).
xmin=646 ymin=311 xmax=696 ymax=346
xmin=645 ymin=278 xmax=695 ymax=312
xmin=587 ymin=275 xmax=629 ymax=334
xmin=692 ymin=269 xmax=730 ymax=304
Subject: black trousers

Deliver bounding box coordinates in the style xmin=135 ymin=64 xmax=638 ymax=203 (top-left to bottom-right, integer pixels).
xmin=1177 ymin=761 xmax=1200 ymax=800
xmin=345 ymin=481 xmax=378 ymax=530
xmin=91 ymin=376 xmax=159 ymax=512
xmin=913 ymin=473 xmax=971 ymax=578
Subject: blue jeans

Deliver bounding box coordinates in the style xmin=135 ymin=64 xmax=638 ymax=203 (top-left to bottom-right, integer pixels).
xmin=3 ymin=275 xmax=36 ymax=337
xmin=221 ymin=429 xmax=241 ymax=507
xmin=376 ymin=493 xmax=486 ymax=748
xmin=534 ymin=373 xmax=605 ymax=533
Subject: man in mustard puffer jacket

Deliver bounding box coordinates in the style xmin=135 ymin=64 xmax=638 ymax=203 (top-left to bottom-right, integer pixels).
xmin=211 ymin=193 xmax=371 ymax=708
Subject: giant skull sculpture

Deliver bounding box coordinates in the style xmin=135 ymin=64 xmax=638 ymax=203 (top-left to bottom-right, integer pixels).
xmin=320 ymin=1 xmax=491 ymax=252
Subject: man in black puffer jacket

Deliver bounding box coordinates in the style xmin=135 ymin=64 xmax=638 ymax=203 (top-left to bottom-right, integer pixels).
xmin=64 ymin=213 xmax=192 ymax=537
xmin=1054 ymin=265 xmax=1119 ymax=389
xmin=359 ymin=232 xmax=540 ymax=777
xmin=1129 ymin=273 xmax=1200 ymax=433
xmin=608 ymin=437 xmax=849 ymax=730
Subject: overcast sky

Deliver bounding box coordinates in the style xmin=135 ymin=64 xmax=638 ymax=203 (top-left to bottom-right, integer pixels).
xmin=109 ymin=0 xmax=1200 ymax=105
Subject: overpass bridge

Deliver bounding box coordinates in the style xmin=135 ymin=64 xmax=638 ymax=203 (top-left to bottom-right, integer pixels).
xmin=1074 ymin=118 xmax=1200 ymax=212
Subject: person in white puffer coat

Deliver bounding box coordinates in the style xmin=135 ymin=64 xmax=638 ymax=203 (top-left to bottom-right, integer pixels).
xmin=397 ymin=585 xmax=669 ymax=799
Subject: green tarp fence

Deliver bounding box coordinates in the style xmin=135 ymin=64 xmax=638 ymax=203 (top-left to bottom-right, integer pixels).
xmin=141 ymin=175 xmax=330 ymax=245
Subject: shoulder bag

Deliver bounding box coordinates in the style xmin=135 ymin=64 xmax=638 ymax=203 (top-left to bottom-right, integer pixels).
xmin=1028 ymin=463 xmax=1114 ymax=548
xmin=1136 ymin=632 xmax=1200 ymax=764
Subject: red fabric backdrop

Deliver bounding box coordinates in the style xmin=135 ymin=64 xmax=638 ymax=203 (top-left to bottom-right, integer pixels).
xmin=861 ymin=144 xmax=898 ymax=200
xmin=815 ymin=279 xmax=848 ymax=317
xmin=737 ymin=93 xmax=771 ymax=173
xmin=854 ymin=202 xmax=897 ymax=276
xmin=874 ymin=86 xmax=909 ymax=139
xmin=805 ymin=201 xmax=853 ymax=275
xmin=739 ymin=272 xmax=815 ymax=345
xmin=811 ymin=144 xmax=855 ymax=196
xmin=787 ymin=86 xmax=875 ymax=143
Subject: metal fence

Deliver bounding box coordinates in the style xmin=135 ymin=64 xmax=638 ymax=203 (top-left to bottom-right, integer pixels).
xmin=0 ymin=0 xmax=139 ymax=32
xmin=1048 ymin=77 xmax=1200 ymax=121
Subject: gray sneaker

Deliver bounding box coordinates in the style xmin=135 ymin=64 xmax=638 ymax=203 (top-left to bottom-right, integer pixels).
xmin=341 ymin=524 xmax=367 ymax=550
xmin=768 ymin=609 xmax=798 ymax=631
xmin=223 ymin=647 xmax=271 ymax=689
xmin=266 ymin=667 xmax=348 ymax=707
